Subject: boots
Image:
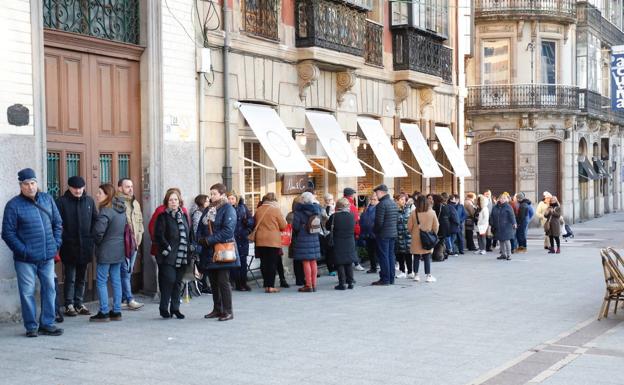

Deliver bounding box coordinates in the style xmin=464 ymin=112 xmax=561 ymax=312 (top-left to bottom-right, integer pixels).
xmin=548 ymin=248 xmax=555 ymax=254
xmin=556 ymin=247 xmax=560 ymax=254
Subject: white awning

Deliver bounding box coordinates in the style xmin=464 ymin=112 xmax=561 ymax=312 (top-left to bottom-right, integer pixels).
xmin=434 ymin=126 xmax=471 ymax=177
xmin=305 ymin=111 xmax=365 ymax=178
xmin=356 ymin=117 xmax=407 ymax=178
xmin=238 ymin=104 xmax=312 ymax=174
xmin=399 ymin=123 xmax=443 ymax=178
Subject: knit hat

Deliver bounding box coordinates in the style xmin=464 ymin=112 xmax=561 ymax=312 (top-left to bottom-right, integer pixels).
xmin=17 ymin=168 xmax=36 ymax=182
xmin=515 ymin=192 xmax=525 ymax=201
xmin=68 ymin=176 xmax=86 ymax=188
xmin=543 ymin=191 xmax=552 ymax=198
xmin=343 ymin=187 xmax=356 ymax=197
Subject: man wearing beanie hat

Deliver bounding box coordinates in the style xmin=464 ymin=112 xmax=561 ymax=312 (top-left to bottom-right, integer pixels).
xmin=56 ymin=176 xmax=97 ymax=316
xmin=2 ymin=168 xmax=64 ymax=337
xmin=342 ymin=187 xmax=364 ymax=271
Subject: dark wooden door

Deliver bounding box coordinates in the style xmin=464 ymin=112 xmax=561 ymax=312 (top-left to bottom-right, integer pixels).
xmin=538 ymin=140 xmax=560 ymax=199
xmin=479 ymin=141 xmax=515 ymax=197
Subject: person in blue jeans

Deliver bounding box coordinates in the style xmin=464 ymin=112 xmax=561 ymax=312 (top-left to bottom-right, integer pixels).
xmin=514 ymin=192 xmax=533 ymax=253
xmin=371 ymin=184 xmax=398 ymax=286
xmin=91 ymin=184 xmax=127 ymax=322
xmin=2 ymin=168 xmax=63 ymax=337
xmin=444 ymin=193 xmax=461 ymax=257
xmin=117 ymin=178 xmax=144 ymax=310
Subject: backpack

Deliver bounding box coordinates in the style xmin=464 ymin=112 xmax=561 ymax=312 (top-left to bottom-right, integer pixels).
xmin=306 ymin=214 xmax=322 ymax=234
xmin=526 ymin=205 xmax=535 ymax=221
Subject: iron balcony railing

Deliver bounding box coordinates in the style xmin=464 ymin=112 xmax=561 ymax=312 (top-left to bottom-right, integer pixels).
xmin=43 ymin=0 xmax=140 ymax=45
xmin=392 ymin=26 xmax=452 ymax=83
xmin=466 ymin=84 xmax=579 ymax=112
xmin=577 ymin=2 xmax=624 ymax=47
xmin=579 ymin=89 xmax=624 ymax=123
xmin=364 ymin=20 xmax=383 ymax=67
xmin=474 ymin=0 xmax=576 ymax=22
xmin=295 ymin=0 xmax=366 ymax=57
xmin=243 ymin=0 xmax=280 ymax=41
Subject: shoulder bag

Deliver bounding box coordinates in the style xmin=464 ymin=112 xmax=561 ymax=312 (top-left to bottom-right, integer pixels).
xmin=416 ymin=211 xmax=438 ymax=250
xmin=248 ymin=206 xmax=271 ymax=243
xmin=208 ymin=221 xmax=237 ymax=263
xmin=326 ymin=214 xmax=336 ymax=248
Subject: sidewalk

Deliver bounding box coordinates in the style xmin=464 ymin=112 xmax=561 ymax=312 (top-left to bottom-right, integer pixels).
xmin=1 ymin=213 xmax=623 ymax=385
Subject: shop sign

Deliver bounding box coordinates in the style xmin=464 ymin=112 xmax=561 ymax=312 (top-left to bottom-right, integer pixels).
xmin=611 ymin=45 xmax=624 ymax=110
xmin=282 ymin=174 xmax=314 ymax=195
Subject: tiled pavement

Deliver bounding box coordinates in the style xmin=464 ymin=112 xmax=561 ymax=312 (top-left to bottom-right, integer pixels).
xmin=1 ymin=214 xmax=624 ymax=385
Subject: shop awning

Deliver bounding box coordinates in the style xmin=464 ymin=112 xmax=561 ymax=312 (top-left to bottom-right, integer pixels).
xmin=238 ymin=104 xmax=312 ymax=174
xmin=305 ymin=111 xmax=365 ymax=178
xmin=399 ymin=123 xmax=443 ymax=178
xmin=578 ymin=158 xmax=599 ymax=180
xmin=434 ymin=126 xmax=471 ymax=177
xmin=593 ymin=158 xmax=609 ymax=178
xmin=356 ymin=117 xmax=407 ymax=178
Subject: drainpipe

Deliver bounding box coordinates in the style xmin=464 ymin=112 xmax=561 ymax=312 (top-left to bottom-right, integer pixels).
xmin=198 ymin=69 xmax=206 ymax=192
xmin=571 ymin=124 xmax=576 ymax=224
xmin=222 ymin=0 xmax=233 ymax=191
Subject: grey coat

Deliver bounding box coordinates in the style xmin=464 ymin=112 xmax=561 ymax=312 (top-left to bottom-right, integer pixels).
xmin=93 ymin=197 xmax=127 ymax=264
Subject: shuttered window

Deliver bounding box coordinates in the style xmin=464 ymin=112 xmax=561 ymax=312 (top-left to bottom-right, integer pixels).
xmin=538 ymin=140 xmax=560 ymax=198
xmin=478 ymin=141 xmax=515 ymax=197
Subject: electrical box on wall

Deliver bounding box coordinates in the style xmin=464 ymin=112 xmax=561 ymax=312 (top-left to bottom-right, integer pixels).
xmin=196 ymin=47 xmax=211 ymax=73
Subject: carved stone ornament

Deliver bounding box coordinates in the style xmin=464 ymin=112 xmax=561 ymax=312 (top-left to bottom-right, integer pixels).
xmin=564 ymin=116 xmax=574 ymax=129
xmin=519 ymin=116 xmax=528 ymax=129
xmin=588 ymin=119 xmax=600 ymax=133
xmin=536 ymin=130 xmax=565 ymax=141
xmin=394 ymin=81 xmax=410 ymax=111
xmin=419 ymin=87 xmax=434 ymax=116
xmin=528 ymin=113 xmax=538 ymax=129
xmin=336 ymin=71 xmax=356 ymax=105
xmin=475 ymin=131 xmax=518 ymax=141
xmin=531 ymin=21 xmax=538 ymax=39
xmin=576 ymin=117 xmax=586 ymax=131
xmin=517 ymin=20 xmax=524 ymax=40
xmin=297 ymin=60 xmax=320 ymax=102
xmin=600 ymin=122 xmax=611 ymax=136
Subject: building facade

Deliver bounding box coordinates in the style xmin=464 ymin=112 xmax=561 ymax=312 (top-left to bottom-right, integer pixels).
xmin=465 ymin=0 xmax=624 ymax=223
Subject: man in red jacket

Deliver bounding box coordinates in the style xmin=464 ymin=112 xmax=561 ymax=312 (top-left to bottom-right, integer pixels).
xmin=343 ymin=187 xmax=365 ymax=271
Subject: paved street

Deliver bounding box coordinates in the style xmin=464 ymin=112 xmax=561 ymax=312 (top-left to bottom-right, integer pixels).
xmin=1 ymin=213 xmax=624 ymax=385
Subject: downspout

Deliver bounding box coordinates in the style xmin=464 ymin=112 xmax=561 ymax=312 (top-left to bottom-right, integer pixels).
xmin=198 ymin=68 xmax=206 ymax=192
xmin=222 ymin=0 xmax=233 ymax=190
xmin=571 ymin=125 xmax=576 ymax=223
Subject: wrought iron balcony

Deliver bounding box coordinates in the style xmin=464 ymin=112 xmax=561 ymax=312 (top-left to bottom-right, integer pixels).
xmin=577 ymin=2 xmax=624 ymax=47
xmin=243 ymin=0 xmax=280 ymax=41
xmin=295 ymin=0 xmax=366 ymax=57
xmin=364 ymin=20 xmax=383 ymax=67
xmin=391 ymin=26 xmax=452 ymax=83
xmin=466 ymin=84 xmax=579 ymax=113
xmin=474 ymin=0 xmax=576 ymax=23
xmin=579 ymin=89 xmax=624 ymax=123
xmin=43 ymin=0 xmax=139 ymax=45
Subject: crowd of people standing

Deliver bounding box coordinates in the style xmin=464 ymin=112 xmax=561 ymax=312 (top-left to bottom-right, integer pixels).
xmin=2 ymin=167 xmax=566 ymax=337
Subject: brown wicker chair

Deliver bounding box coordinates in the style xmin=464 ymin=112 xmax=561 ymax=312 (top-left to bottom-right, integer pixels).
xmin=598 ymin=248 xmax=624 ymax=320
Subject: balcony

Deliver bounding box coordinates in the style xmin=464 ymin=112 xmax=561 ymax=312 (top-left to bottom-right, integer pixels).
xmin=43 ymin=0 xmax=139 ymax=45
xmin=295 ymin=0 xmax=366 ymax=57
xmin=474 ymin=0 xmax=576 ymax=24
xmin=243 ymin=0 xmax=280 ymax=41
xmin=364 ymin=20 xmax=383 ymax=67
xmin=466 ymin=84 xmax=579 ymax=113
xmin=579 ymin=89 xmax=624 ymax=123
xmin=577 ymin=2 xmax=624 ymax=47
xmin=391 ymin=26 xmax=452 ymax=83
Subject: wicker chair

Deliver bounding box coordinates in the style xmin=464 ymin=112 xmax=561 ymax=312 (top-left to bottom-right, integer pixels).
xmin=598 ymin=248 xmax=624 ymax=320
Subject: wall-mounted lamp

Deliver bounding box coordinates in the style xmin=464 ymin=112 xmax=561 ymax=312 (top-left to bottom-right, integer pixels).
xmin=428 ymin=139 xmax=439 ymax=151
xmin=347 ymin=133 xmax=361 ymax=148
xmin=465 ymin=129 xmax=475 ymax=147
xmin=291 ymin=128 xmax=307 ymax=146
xmin=391 ymin=136 xmax=405 ymax=151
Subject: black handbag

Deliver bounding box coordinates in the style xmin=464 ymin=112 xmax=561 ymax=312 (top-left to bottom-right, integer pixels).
xmin=432 ymin=241 xmax=446 ymax=262
xmin=415 ymin=211 xmax=438 ymax=250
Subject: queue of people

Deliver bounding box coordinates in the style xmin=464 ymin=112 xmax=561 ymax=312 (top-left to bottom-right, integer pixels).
xmin=2 ymin=166 xmax=568 ymax=336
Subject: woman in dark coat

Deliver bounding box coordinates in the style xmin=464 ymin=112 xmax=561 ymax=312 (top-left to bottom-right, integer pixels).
xmin=154 ymin=189 xmax=191 ymax=319
xmin=433 ymin=194 xmax=452 ymax=238
xmin=197 ymin=183 xmax=240 ymax=322
xmin=395 ymin=193 xmax=413 ymax=278
xmin=489 ymin=192 xmax=517 ymax=261
xmin=292 ymin=192 xmax=322 ymax=292
xmin=326 ymin=198 xmax=356 ymax=290
xmin=227 ymin=192 xmax=254 ymax=291
xmin=544 ymin=196 xmax=562 ymax=254
xmin=359 ymin=194 xmax=378 ymax=273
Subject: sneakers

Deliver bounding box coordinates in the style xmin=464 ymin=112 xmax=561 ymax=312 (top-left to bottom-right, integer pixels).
xmin=64 ymin=304 xmax=78 ymax=317
xmin=396 ymin=272 xmax=407 ymax=279
xmin=328 ymin=271 xmax=337 ymax=277
xmin=89 ymin=311 xmax=110 ymax=322
xmin=479 ymin=250 xmax=486 ymax=255
xmin=425 ymin=274 xmax=437 ymax=283
xmin=75 ymin=305 xmax=91 ymax=315
xmin=354 ymin=264 xmax=365 ymax=271
xmin=25 ymin=329 xmax=38 ymax=338
xmin=109 ymin=311 xmax=122 ymax=321
xmin=473 ymin=250 xmax=482 ymax=255
xmin=413 ymin=274 xmax=421 ymax=282
xmin=516 ymin=247 xmax=527 ymax=253
xmin=407 ymin=272 xmax=415 ymax=279
xmin=38 ymin=325 xmax=64 ymax=336
xmin=366 ymin=269 xmax=377 ymax=274
xmin=126 ymin=300 xmax=144 ymax=310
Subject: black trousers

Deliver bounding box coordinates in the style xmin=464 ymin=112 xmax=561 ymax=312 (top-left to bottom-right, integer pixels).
xmin=366 ymin=239 xmax=378 ymax=271
xmin=336 ymin=264 xmax=354 ymax=286
xmin=62 ymin=262 xmax=88 ymax=307
xmin=158 ymin=264 xmax=185 ymax=312
xmin=397 ymin=253 xmax=413 ymax=274
xmin=276 ymin=255 xmax=286 ymax=282
xmin=293 ymin=259 xmax=305 ymax=286
xmin=465 ymin=228 xmax=477 ymax=250
xmin=208 ymin=269 xmax=233 ymax=315
xmin=257 ymin=246 xmax=281 ymax=288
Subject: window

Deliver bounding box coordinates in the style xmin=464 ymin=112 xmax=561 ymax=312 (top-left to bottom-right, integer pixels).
xmin=482 ymin=40 xmax=510 ymax=85
xmin=66 ymin=153 xmax=81 ymax=178
xmin=242 ymin=141 xmax=263 ymax=214
xmin=118 ymin=154 xmax=130 ymax=180
xmin=243 ymin=0 xmax=280 ymax=41
xmin=391 ymin=0 xmax=448 ymax=38
xmin=100 ymin=154 xmax=113 ymax=184
xmin=391 ymin=1 xmax=408 ymax=25
xmin=47 ymin=152 xmax=61 ymax=199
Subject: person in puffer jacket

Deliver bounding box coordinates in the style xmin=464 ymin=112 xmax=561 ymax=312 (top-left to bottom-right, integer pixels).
xmin=2 ymin=168 xmax=63 ymax=337
xmin=395 ymin=193 xmax=413 ymax=279
xmin=372 ymin=184 xmax=398 ymax=286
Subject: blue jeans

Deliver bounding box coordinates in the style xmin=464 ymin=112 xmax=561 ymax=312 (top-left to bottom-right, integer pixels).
xmin=14 ymin=259 xmax=56 ymax=331
xmin=121 ymin=250 xmax=137 ymax=303
xmin=96 ymin=263 xmax=122 ymax=313
xmin=516 ymin=222 xmax=528 ymax=248
xmin=445 ymin=234 xmax=459 ymax=254
xmin=413 ymin=253 xmax=432 ymax=275
xmin=376 ymin=237 xmax=396 ymax=284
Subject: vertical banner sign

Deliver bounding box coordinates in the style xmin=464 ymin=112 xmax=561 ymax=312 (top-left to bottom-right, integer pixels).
xmin=611 ymin=45 xmax=624 ymax=110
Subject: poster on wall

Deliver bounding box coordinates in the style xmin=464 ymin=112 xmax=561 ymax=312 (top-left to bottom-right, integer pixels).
xmin=611 ymin=45 xmax=624 ymax=110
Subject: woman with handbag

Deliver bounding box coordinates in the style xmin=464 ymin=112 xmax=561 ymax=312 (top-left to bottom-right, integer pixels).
xmin=293 ymin=192 xmax=322 ymax=292
xmin=395 ymin=193 xmax=414 ymax=278
xmin=153 ymin=189 xmax=191 ymax=319
xmin=227 ymin=192 xmax=254 ymax=292
xmin=91 ymin=184 xmax=126 ymax=322
xmin=326 ymin=198 xmax=356 ymax=290
xmin=197 ymin=183 xmax=239 ymax=322
xmin=475 ymin=195 xmax=490 ymax=255
xmin=544 ymin=196 xmax=563 ymax=254
xmin=251 ymin=192 xmax=287 ymax=293
xmin=408 ymin=195 xmax=439 ymax=282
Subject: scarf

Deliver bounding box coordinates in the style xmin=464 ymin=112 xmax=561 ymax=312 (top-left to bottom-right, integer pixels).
xmin=203 ymin=197 xmax=228 ymax=225
xmin=337 ymin=206 xmax=351 ymax=213
xmin=167 ymin=208 xmax=188 ymax=268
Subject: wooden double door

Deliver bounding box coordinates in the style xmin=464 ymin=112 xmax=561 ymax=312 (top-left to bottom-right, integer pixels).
xmin=44 ymin=46 xmax=141 ymax=297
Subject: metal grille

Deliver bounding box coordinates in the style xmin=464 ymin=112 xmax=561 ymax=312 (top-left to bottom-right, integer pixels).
xmin=47 ymin=152 xmax=61 ymax=199
xmin=118 ymin=153 xmax=130 ymax=180
xmin=43 ymin=0 xmax=140 ymax=45
xmin=391 ymin=27 xmax=453 ymax=83
xmin=466 ymin=84 xmax=579 ymax=112
xmin=475 ymin=0 xmax=576 ymax=21
xmin=538 ymin=140 xmax=560 ymax=199
xmin=243 ymin=0 xmax=280 ymax=41
xmin=100 ymin=153 xmax=113 ymax=184
xmin=66 ymin=153 xmax=81 ymax=178
xmin=478 ymin=141 xmax=515 ymax=197
xmin=364 ymin=20 xmax=383 ymax=67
